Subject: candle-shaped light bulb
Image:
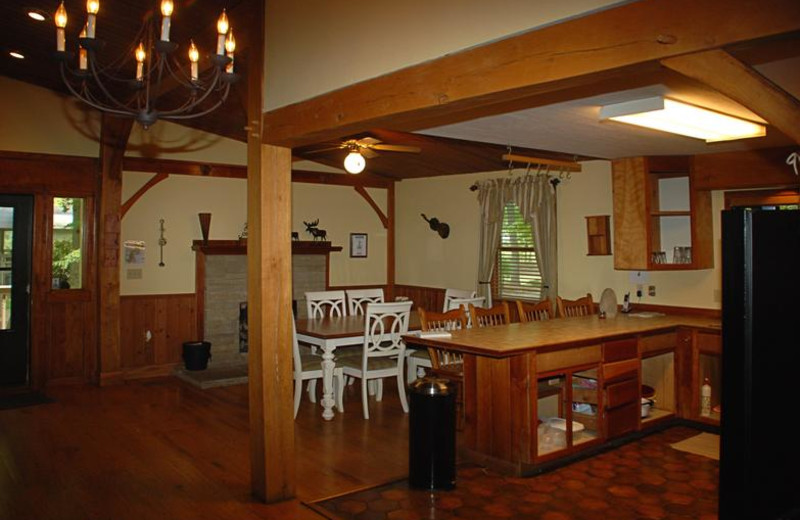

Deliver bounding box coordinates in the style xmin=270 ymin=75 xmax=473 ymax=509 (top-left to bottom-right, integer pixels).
xmin=55 ymin=2 xmax=67 ymax=52
xmin=216 ymin=10 xmax=229 ymax=55
xmin=86 ymin=0 xmax=99 ymax=38
xmin=188 ymin=40 xmax=199 ymax=81
xmin=135 ymin=42 xmax=146 ymax=81
xmin=78 ymin=25 xmax=88 ymax=70
xmin=160 ymin=0 xmax=173 ymax=41
xmin=224 ymin=29 xmax=235 ymax=73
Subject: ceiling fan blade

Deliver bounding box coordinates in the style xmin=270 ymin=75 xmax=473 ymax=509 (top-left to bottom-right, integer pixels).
xmin=370 ymin=144 xmax=421 ymax=153
xmin=300 ymin=144 xmax=346 ymax=155
xmin=361 ymin=148 xmax=380 ymax=159
xmin=357 ymin=137 xmax=382 ymax=147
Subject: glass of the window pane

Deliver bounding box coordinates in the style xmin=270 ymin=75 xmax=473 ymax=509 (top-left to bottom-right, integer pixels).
xmin=1 ymin=214 xmax=13 ymax=330
xmin=537 ymin=374 xmax=568 ymax=456
xmin=52 ymin=197 xmax=84 ymax=290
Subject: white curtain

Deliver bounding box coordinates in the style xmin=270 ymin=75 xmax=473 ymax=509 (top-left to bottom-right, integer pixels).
xmin=475 ymin=179 xmax=506 ymax=307
xmin=475 ymin=175 xmax=558 ymax=306
xmin=510 ymin=175 xmax=558 ymax=302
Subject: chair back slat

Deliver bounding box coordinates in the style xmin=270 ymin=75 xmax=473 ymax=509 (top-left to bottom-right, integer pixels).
xmin=557 ymin=293 xmax=595 ymax=318
xmin=469 ymin=301 xmax=511 ymax=328
xmin=346 ymin=288 xmax=385 ymax=315
xmin=517 ymin=299 xmax=554 ymax=323
xmin=305 ymin=290 xmax=346 ymax=318
xmin=418 ymin=307 xmax=467 ymax=372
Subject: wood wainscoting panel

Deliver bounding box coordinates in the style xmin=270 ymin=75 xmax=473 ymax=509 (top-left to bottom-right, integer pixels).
xmin=47 ymin=299 xmax=93 ymax=383
xmin=394 ymin=285 xmax=446 ymax=313
xmin=120 ymin=294 xmax=197 ymax=376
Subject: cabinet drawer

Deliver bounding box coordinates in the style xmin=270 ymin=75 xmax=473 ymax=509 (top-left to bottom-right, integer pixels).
xmin=697 ymin=332 xmax=721 ymax=354
xmin=604 ymin=338 xmax=638 ymax=363
xmin=603 ymin=358 xmax=639 ymax=383
xmin=606 ymin=402 xmax=639 ymax=438
xmin=605 ymin=378 xmax=639 ymax=409
xmin=640 ymin=332 xmax=676 ymax=354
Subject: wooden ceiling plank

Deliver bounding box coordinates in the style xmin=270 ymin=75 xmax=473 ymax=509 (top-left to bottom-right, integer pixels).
xmin=354 ymin=185 xmax=389 ymax=228
xmin=262 ymin=0 xmax=800 ymax=148
xmin=661 ymin=49 xmax=800 ymax=145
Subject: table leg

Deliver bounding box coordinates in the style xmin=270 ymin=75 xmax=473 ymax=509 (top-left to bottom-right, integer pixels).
xmin=320 ymin=345 xmax=336 ymax=420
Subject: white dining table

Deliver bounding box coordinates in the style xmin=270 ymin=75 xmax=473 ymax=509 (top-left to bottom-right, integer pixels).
xmin=295 ymin=312 xmax=420 ymax=420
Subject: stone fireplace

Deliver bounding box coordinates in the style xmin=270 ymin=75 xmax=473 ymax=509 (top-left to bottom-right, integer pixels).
xmin=192 ymin=240 xmax=341 ymax=366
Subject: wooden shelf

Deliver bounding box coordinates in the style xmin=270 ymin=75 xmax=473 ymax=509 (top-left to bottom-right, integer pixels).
xmin=585 ymin=215 xmax=611 ymax=256
xmin=191 ymin=239 xmax=342 ymax=255
xmin=650 ymin=210 xmax=690 ymax=217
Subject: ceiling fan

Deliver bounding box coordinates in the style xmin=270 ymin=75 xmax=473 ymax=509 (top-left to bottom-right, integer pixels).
xmin=304 ymin=137 xmax=421 ymax=174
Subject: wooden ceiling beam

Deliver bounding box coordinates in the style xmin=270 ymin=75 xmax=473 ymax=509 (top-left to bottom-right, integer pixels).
xmin=661 ymin=49 xmax=800 ymax=145
xmin=262 ymin=0 xmax=800 ymax=148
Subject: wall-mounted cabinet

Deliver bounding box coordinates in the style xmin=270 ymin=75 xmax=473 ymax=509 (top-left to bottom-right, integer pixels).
xmin=612 ymin=156 xmax=713 ymax=271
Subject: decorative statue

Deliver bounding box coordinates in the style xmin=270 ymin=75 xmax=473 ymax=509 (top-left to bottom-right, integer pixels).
xmin=303 ymin=219 xmax=327 ymax=241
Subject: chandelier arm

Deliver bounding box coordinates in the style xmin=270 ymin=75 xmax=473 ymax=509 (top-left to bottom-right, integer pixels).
xmin=60 ymin=64 xmax=134 ymax=118
xmin=86 ymin=51 xmax=139 ymax=113
xmin=157 ymin=68 xmax=225 ymax=117
xmin=162 ymin=83 xmax=231 ymax=120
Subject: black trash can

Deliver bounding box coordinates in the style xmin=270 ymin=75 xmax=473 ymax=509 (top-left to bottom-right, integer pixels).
xmin=182 ymin=341 xmax=211 ymax=371
xmin=408 ymin=376 xmax=456 ymax=490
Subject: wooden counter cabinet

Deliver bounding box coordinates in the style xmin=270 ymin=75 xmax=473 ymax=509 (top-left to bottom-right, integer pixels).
xmin=640 ymin=331 xmax=678 ymax=427
xmin=535 ymin=367 xmax=601 ymax=461
xmin=602 ymin=338 xmax=640 ymax=439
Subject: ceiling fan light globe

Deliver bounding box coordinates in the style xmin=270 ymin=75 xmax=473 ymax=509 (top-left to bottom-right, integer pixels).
xmin=344 ymin=151 xmax=366 ymax=174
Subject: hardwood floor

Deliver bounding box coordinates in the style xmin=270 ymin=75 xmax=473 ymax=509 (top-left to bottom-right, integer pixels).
xmin=0 ymin=377 xmax=411 ymax=520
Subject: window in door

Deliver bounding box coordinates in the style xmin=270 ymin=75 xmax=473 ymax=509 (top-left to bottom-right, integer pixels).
xmin=1 ymin=211 xmax=13 ymax=329
xmin=493 ymin=202 xmax=543 ymax=301
xmin=52 ymin=197 xmax=85 ymax=290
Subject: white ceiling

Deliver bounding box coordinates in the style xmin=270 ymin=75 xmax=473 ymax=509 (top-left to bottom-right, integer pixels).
xmin=422 ymin=57 xmax=799 ymax=160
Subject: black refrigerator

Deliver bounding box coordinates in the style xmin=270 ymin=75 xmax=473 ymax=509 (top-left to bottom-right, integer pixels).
xmin=721 ymin=207 xmax=800 ymax=520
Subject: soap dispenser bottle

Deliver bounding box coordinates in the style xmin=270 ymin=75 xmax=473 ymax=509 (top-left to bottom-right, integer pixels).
xmin=701 ymin=377 xmax=712 ymax=417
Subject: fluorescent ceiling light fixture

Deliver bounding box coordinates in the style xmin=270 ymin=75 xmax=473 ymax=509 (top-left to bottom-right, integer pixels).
xmin=9 ymin=51 xmax=25 ymax=59
xmin=599 ymin=96 xmax=766 ymax=143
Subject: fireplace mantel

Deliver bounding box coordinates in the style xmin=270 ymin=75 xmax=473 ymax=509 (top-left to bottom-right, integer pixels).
xmin=191 ymin=240 xmax=343 ymax=255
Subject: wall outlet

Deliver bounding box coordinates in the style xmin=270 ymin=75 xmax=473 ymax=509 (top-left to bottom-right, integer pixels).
xmin=648 ymin=285 xmax=656 ymax=297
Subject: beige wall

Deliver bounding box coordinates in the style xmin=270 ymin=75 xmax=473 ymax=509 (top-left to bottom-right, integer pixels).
xmin=395 ymin=162 xmax=723 ymax=309
xmin=264 ymin=0 xmax=625 ymax=110
xmin=120 ymin=174 xmax=389 ymax=295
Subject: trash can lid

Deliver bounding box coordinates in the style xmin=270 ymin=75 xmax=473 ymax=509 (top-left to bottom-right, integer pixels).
xmin=409 ymin=376 xmax=453 ymax=396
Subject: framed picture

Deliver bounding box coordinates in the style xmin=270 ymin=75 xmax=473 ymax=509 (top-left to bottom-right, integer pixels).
xmin=350 ymin=233 xmax=368 ymax=258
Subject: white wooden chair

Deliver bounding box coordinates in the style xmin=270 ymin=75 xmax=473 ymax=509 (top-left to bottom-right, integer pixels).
xmin=335 ymin=301 xmax=413 ymax=419
xmin=445 ymin=296 xmax=485 ymax=327
xmin=305 ymin=290 xmax=347 ymax=318
xmin=346 ymin=288 xmax=384 ymax=316
xmin=293 ymin=319 xmax=343 ymax=418
xmin=442 ymin=288 xmax=477 ymax=312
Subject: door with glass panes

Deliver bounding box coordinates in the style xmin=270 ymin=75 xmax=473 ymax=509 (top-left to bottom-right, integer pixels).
xmin=0 ymin=195 xmax=33 ymax=386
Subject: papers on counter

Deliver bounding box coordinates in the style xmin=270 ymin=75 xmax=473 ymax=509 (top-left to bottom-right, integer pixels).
xmin=409 ymin=330 xmax=453 ymax=339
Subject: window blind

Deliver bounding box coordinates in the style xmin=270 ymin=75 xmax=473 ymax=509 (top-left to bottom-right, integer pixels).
xmin=494 ymin=202 xmax=543 ymax=301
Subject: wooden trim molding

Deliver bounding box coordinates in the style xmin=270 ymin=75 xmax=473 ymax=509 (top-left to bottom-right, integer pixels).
xmin=121 ymin=172 xmax=168 ymax=218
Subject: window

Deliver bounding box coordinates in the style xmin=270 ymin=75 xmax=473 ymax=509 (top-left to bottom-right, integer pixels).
xmin=493 ymin=202 xmax=543 ymax=301
xmin=52 ymin=197 xmax=85 ymax=290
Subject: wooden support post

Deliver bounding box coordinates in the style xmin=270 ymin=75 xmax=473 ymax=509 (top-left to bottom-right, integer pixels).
xmin=246 ymin=0 xmax=295 ymax=503
xmin=387 ymin=182 xmax=395 ymax=300
xmin=97 ymin=113 xmax=133 ymax=385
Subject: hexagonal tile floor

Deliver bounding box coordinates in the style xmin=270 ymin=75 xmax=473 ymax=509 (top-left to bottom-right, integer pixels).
xmin=307 ymin=426 xmax=718 ymax=520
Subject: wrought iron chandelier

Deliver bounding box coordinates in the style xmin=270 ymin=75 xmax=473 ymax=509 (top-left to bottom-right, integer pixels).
xmin=54 ymin=0 xmax=238 ymax=129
